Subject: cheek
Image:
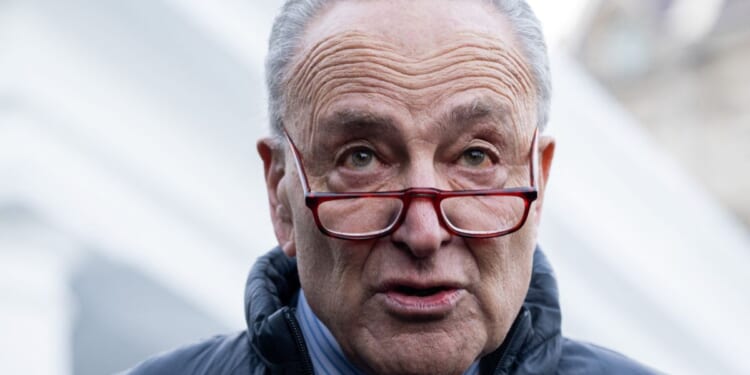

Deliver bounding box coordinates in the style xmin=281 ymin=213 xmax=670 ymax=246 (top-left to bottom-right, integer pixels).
xmin=468 ymin=226 xmax=536 ymax=341
xmin=294 ymin=221 xmax=373 ymax=327
xmin=472 ymin=224 xmax=535 ymax=289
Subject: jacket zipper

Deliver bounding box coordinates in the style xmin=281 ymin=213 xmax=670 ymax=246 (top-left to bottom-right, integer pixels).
xmin=284 ymin=308 xmax=315 ymax=375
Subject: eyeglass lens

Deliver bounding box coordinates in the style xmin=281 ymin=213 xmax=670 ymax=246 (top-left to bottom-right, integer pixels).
xmin=316 ymin=194 xmax=526 ymax=237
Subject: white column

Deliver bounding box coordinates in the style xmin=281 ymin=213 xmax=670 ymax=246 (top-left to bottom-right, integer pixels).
xmin=0 ymin=210 xmax=75 ymax=375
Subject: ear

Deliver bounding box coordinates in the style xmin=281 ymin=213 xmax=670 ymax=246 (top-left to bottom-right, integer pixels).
xmin=257 ymin=137 xmax=296 ymax=257
xmin=533 ymin=135 xmax=556 ymax=224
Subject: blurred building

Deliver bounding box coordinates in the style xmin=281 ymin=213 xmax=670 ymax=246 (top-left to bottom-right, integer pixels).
xmin=576 ymin=0 xmax=750 ymax=227
xmin=1 ymin=1 xmax=749 ymax=374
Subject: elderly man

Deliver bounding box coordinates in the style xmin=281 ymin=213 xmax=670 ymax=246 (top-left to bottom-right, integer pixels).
xmin=127 ymin=0 xmax=655 ymax=374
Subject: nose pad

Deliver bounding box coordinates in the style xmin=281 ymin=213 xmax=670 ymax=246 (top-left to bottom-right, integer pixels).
xmin=391 ymin=197 xmax=451 ymax=258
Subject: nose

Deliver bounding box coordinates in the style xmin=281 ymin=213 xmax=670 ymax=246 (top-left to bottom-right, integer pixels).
xmin=390 ymin=196 xmax=451 ymax=258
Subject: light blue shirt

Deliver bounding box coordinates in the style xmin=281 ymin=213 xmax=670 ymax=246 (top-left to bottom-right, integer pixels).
xmin=295 ymin=290 xmax=481 ymax=375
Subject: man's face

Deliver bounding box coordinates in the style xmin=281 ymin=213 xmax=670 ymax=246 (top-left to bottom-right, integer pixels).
xmin=260 ymin=1 xmax=554 ymax=374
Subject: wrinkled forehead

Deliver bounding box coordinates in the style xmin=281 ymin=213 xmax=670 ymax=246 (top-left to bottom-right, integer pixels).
xmin=300 ymin=0 xmax=520 ymax=56
xmin=284 ymin=0 xmax=536 ymax=143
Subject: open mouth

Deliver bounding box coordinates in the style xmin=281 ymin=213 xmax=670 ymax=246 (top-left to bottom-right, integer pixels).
xmin=394 ymin=285 xmax=449 ymax=297
xmin=379 ymin=281 xmax=464 ymax=317
xmin=381 ymin=284 xmax=463 ymax=317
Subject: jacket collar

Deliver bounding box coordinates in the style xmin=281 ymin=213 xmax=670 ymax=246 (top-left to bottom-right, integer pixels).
xmin=245 ymin=246 xmax=562 ymax=374
xmin=244 ymin=247 xmax=309 ymax=373
xmin=481 ymin=248 xmax=563 ymax=374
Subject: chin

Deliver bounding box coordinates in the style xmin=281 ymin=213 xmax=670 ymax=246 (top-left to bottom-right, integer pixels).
xmin=347 ymin=319 xmax=486 ymax=375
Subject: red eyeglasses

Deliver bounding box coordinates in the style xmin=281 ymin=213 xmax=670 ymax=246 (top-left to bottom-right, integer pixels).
xmin=284 ymin=128 xmax=539 ymax=240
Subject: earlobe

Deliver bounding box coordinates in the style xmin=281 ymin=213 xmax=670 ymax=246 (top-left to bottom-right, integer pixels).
xmin=257 ymin=137 xmax=296 ymax=257
xmin=275 ymin=201 xmax=296 ymax=257
xmin=281 ymin=231 xmax=296 ymax=257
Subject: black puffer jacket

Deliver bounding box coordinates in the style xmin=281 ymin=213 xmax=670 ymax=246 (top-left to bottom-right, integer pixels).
xmin=125 ymin=247 xmax=657 ymax=374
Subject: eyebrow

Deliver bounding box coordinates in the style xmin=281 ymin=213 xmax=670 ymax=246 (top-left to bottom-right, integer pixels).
xmin=315 ymin=99 xmax=513 ymax=144
xmin=441 ymin=98 xmax=509 ymax=130
xmin=435 ymin=98 xmax=520 ymax=147
xmin=317 ymin=109 xmax=400 ymax=137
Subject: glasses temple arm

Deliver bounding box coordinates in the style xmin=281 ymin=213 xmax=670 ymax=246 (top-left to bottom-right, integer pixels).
xmin=529 ymin=127 xmax=539 ymax=189
xmin=283 ymin=130 xmax=312 ymax=193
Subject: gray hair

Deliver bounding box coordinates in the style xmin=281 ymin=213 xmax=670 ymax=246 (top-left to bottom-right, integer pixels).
xmin=265 ymin=0 xmax=551 ymax=135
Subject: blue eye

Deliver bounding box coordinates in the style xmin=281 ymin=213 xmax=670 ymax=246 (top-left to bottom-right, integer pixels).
xmin=346 ymin=148 xmax=375 ymax=169
xmin=461 ymin=148 xmax=490 ymax=167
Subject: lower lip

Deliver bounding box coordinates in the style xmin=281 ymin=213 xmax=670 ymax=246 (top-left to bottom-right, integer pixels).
xmin=381 ymin=289 xmax=464 ymax=318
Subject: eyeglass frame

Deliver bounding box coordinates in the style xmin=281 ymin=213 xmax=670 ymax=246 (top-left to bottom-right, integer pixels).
xmin=283 ymin=127 xmax=540 ymax=240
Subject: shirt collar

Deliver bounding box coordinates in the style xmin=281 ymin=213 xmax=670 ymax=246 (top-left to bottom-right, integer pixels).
xmin=295 ymin=290 xmax=480 ymax=375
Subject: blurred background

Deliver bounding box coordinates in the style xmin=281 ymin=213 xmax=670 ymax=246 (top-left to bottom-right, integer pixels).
xmin=0 ymin=0 xmax=748 ymax=374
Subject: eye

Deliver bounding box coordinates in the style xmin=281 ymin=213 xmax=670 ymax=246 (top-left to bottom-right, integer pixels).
xmin=460 ymin=148 xmax=492 ymax=168
xmin=342 ymin=147 xmax=376 ymax=169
